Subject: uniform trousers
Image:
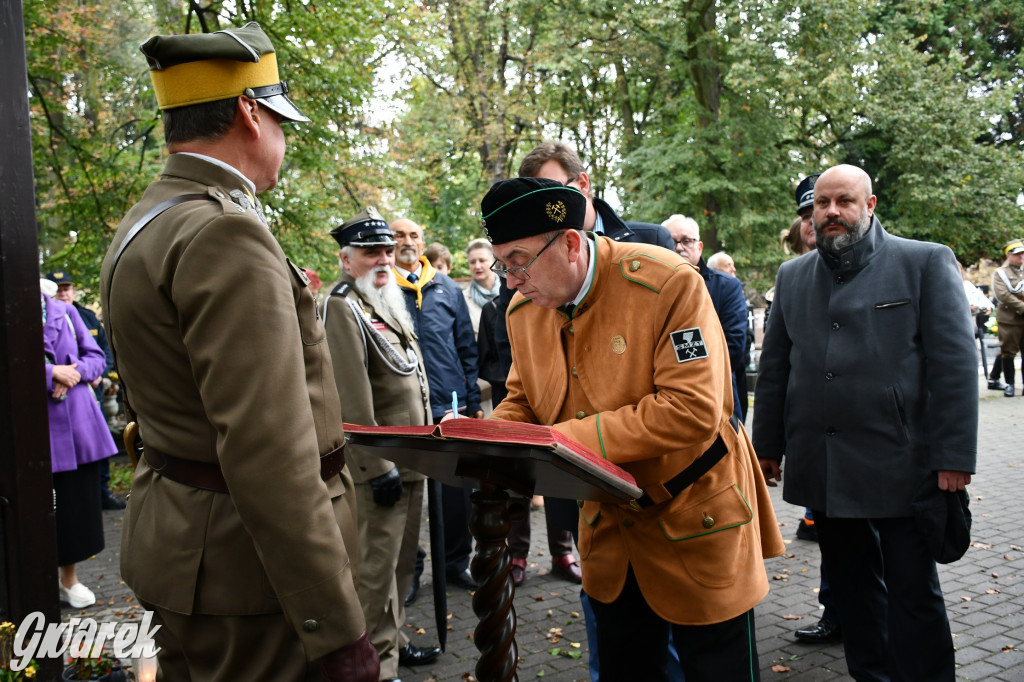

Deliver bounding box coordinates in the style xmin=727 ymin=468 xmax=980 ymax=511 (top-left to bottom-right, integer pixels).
xmin=814 ymin=513 xmax=954 ymax=682
xmin=588 ymin=564 xmax=760 ymax=682
xmin=354 ymin=479 xmax=424 ymax=679
xmin=139 ymin=597 xmax=318 ymax=682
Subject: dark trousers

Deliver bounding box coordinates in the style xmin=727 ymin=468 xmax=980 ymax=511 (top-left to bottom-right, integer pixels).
xmin=442 ymin=482 xmax=473 ymax=574
xmin=589 ymin=565 xmax=760 ymax=682
xmin=814 ymin=513 xmax=954 ymax=682
xmin=507 ymin=495 xmax=575 ymax=559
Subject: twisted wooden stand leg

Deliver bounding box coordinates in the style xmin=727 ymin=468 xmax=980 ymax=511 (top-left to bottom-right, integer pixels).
xmin=469 ymin=482 xmax=518 ymax=682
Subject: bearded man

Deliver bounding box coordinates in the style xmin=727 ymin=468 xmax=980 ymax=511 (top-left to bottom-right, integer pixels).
xmin=322 ymin=209 xmax=442 ymax=680
xmin=753 ymin=164 xmax=977 ymax=681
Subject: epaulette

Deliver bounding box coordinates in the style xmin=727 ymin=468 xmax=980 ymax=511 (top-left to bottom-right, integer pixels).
xmin=329 ymin=281 xmax=352 ymax=298
xmin=617 ymin=252 xmax=680 ymax=294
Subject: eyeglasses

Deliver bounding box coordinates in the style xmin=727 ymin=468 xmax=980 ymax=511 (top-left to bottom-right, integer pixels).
xmin=675 ymin=237 xmax=699 ymax=247
xmin=490 ymin=231 xmax=563 ymax=280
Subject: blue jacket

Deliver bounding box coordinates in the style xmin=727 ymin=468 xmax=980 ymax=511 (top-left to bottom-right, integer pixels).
xmin=395 ymin=258 xmax=481 ymax=420
xmin=699 ymin=258 xmax=747 ymax=420
xmin=592 ymin=197 xmax=675 ymax=251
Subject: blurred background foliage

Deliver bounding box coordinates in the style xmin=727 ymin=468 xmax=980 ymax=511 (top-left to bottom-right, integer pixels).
xmin=25 ymin=0 xmax=1024 ymax=296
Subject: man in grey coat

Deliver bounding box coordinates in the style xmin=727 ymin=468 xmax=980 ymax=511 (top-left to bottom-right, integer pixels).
xmin=752 ymin=164 xmax=976 ymax=681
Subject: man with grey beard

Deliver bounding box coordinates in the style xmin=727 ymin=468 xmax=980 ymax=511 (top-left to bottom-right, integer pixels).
xmin=752 ymin=164 xmax=977 ymax=681
xmin=323 ymin=209 xmax=441 ymax=680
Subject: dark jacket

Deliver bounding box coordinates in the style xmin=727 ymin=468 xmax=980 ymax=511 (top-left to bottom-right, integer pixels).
xmin=752 ymin=218 xmax=978 ymax=517
xmin=699 ymin=258 xmax=747 ymax=420
xmin=592 ymin=197 xmax=674 ymax=251
xmin=395 ymin=258 xmax=481 ymax=420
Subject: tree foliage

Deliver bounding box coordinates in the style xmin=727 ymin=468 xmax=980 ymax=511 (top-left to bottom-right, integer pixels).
xmin=24 ymin=0 xmax=1024 ymax=295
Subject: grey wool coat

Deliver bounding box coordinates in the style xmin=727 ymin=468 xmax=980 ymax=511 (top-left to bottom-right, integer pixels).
xmin=752 ymin=218 xmax=978 ymax=518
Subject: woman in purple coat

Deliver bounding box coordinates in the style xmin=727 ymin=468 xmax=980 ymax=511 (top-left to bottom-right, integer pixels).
xmin=42 ymin=289 xmax=118 ymax=608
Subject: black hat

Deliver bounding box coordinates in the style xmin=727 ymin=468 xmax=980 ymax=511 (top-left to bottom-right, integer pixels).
xmin=330 ymin=207 xmax=396 ymax=248
xmin=795 ymin=174 xmax=820 ymax=214
xmin=45 ymin=270 xmax=74 ymax=285
xmin=911 ymin=475 xmax=972 ymax=565
xmin=480 ymin=177 xmax=586 ymax=245
xmin=140 ymin=22 xmax=308 ymax=123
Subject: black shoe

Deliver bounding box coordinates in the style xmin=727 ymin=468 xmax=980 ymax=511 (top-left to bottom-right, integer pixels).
xmin=795 ymin=618 xmax=842 ymax=643
xmin=988 ymin=379 xmax=1007 ymax=391
xmin=1006 ymin=385 xmax=1015 ymax=397
xmin=101 ymin=495 xmax=126 ymax=510
xmin=405 ymin=577 xmax=419 ymax=607
xmin=795 ymin=518 xmax=818 ymax=542
xmin=447 ymin=568 xmax=476 ymax=590
xmin=398 ymin=644 xmax=441 ymax=667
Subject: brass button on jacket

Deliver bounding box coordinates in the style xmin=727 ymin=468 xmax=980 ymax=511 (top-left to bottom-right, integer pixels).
xmin=702 ymin=515 xmax=715 ymax=529
xmin=302 ymin=619 xmax=319 ymax=633
xmin=629 ymin=260 xmax=641 ymax=272
xmin=576 ymin=410 xmax=587 ymax=419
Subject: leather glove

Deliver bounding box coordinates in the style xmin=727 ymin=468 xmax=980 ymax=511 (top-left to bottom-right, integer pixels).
xmin=318 ymin=631 xmax=379 ymax=682
xmin=369 ymin=467 xmax=402 ymax=507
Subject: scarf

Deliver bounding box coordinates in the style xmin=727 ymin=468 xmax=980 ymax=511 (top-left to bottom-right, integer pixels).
xmin=394 ymin=256 xmax=437 ymax=309
xmin=469 ymin=277 xmax=500 ymax=308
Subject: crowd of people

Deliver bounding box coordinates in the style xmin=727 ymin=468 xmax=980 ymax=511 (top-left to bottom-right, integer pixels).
xmin=36 ymin=19 xmax=1018 ymax=682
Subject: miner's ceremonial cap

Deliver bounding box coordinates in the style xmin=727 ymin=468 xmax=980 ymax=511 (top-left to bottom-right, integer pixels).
xmin=480 ymin=177 xmax=586 ymax=245
xmin=140 ymin=21 xmax=309 ymax=122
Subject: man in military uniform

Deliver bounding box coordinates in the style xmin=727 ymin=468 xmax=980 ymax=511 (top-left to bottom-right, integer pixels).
xmin=993 ymin=238 xmax=1024 ymax=397
xmin=482 ymin=177 xmax=784 ymax=681
xmin=100 ymin=23 xmax=377 ymax=681
xmin=322 ymin=210 xmax=441 ymax=680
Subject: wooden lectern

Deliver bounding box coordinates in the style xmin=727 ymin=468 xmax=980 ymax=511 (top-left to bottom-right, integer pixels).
xmin=344 ymin=420 xmax=641 ymax=682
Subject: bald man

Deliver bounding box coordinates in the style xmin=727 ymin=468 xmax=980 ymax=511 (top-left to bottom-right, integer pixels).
xmin=752 ymin=164 xmax=977 ymax=681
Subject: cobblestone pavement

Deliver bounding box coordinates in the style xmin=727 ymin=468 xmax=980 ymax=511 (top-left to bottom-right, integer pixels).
xmin=64 ymin=374 xmax=1024 ymax=681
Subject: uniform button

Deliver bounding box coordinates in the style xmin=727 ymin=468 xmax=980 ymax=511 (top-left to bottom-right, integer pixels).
xmin=629 ymin=260 xmax=641 ymax=272
xmin=831 ymin=322 xmax=840 ymax=330
xmin=825 ymin=372 xmax=834 ymax=380
xmin=826 ymin=427 xmax=837 ymax=436
xmin=835 ymin=276 xmax=845 ymax=284
xmin=577 ymin=499 xmax=584 ymax=509
xmin=571 ymin=366 xmax=578 ymax=377
xmin=576 ymin=410 xmax=586 ymax=419
xmin=215 ymin=191 xmax=225 ymax=198
xmin=702 ymin=515 xmax=715 ymax=529
xmin=302 ymin=619 xmax=319 ymax=633
xmin=568 ymin=325 xmax=574 ymax=335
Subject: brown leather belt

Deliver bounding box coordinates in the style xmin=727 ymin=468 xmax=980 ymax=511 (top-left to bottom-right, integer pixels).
xmin=144 ymin=443 xmax=346 ymax=494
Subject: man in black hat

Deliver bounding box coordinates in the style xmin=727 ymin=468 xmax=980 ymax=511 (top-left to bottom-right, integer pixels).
xmin=483 ymin=177 xmax=784 ymax=681
xmin=753 ymin=164 xmax=977 ymax=680
xmin=101 ymin=22 xmax=377 ymax=681
xmin=322 ymin=209 xmax=441 ymax=679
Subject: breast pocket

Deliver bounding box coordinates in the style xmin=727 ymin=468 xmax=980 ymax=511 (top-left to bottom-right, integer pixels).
xmin=287 ymin=259 xmax=325 ymax=345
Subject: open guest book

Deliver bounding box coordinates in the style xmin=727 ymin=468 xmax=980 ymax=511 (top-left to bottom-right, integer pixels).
xmin=344 ymin=419 xmax=642 ymax=504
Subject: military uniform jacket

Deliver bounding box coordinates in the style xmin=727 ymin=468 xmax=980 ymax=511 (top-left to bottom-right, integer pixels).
xmin=753 ymin=219 xmax=978 ymax=518
xmin=992 ymin=263 xmax=1024 ymax=328
xmin=491 ymin=235 xmax=783 ymax=626
xmin=322 ymin=272 xmax=430 ymax=482
xmin=100 ymin=154 xmax=365 ymax=660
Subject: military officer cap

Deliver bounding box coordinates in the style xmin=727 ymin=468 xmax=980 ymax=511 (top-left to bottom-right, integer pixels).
xmin=140 ymin=21 xmax=309 ymax=123
xmin=1004 ymin=239 xmax=1024 ymax=256
xmin=795 ymin=174 xmax=820 ymax=214
xmin=330 ymin=207 xmax=397 ymax=248
xmin=480 ymin=177 xmax=586 ymax=245
xmin=45 ymin=270 xmax=75 ymax=285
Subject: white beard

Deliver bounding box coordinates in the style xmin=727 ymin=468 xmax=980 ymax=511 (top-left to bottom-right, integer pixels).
xmin=353 ymin=267 xmax=415 ymax=332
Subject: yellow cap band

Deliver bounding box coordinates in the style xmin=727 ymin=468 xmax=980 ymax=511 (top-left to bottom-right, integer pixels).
xmin=150 ymin=53 xmax=279 ymax=110
xmin=1005 ymin=239 xmax=1024 ymax=256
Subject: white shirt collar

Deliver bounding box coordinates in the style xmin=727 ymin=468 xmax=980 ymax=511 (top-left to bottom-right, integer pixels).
xmin=568 ymin=236 xmax=596 ymax=307
xmin=176 ymin=152 xmax=257 ymax=196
